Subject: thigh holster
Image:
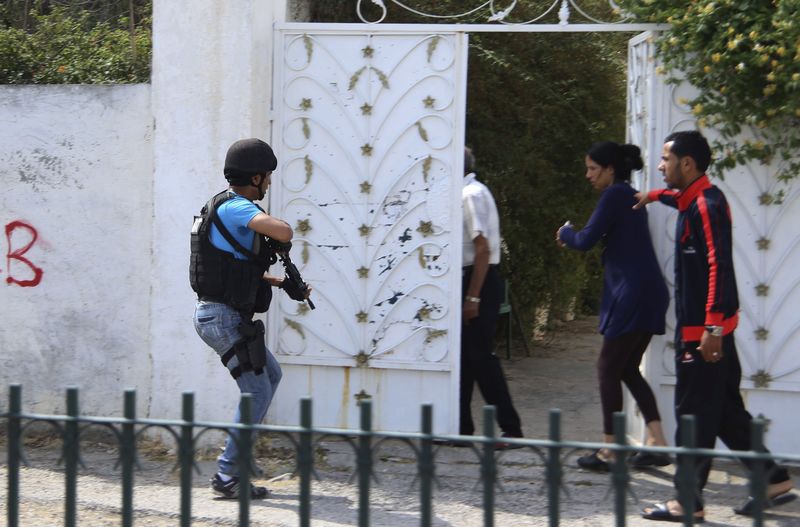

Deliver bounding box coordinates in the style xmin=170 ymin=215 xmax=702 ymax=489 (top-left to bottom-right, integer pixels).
xmin=220 ymin=319 xmax=267 ymax=379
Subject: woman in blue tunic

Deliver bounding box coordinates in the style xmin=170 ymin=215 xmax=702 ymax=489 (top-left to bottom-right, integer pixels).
xmin=557 ymin=141 xmax=670 ymax=472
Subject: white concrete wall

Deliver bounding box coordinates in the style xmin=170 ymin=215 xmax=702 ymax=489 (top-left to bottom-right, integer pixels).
xmin=0 ymin=85 xmax=154 ymax=417
xmin=148 ymin=0 xmax=288 ymax=423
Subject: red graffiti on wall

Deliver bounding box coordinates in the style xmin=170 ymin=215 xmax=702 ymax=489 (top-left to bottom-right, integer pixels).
xmin=5 ymin=221 xmax=43 ymax=287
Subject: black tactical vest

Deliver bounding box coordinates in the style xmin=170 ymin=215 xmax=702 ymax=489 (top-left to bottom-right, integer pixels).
xmin=189 ymin=190 xmax=277 ymax=315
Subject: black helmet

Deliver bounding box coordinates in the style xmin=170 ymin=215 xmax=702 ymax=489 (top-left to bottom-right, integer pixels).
xmin=224 ymin=138 xmax=277 ymax=184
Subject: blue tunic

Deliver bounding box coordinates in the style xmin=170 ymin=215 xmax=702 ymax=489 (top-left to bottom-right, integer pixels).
xmin=560 ymin=182 xmax=669 ymax=338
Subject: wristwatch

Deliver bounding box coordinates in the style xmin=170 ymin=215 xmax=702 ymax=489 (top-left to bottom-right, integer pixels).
xmin=465 ymin=296 xmax=481 ymax=304
xmin=705 ymin=325 xmax=723 ymax=337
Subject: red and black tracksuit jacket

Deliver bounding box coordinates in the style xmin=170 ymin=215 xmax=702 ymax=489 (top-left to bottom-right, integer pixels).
xmin=647 ymin=175 xmax=739 ymax=345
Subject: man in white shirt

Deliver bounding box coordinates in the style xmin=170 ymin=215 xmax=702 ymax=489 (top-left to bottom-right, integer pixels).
xmin=461 ymin=147 xmax=523 ymax=441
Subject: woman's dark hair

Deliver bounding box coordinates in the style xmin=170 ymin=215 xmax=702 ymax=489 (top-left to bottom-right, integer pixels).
xmin=586 ymin=141 xmax=644 ymax=183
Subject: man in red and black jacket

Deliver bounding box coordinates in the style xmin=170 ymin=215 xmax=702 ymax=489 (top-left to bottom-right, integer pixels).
xmin=636 ymin=131 xmax=794 ymax=523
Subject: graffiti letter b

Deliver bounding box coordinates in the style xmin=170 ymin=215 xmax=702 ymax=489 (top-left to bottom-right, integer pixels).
xmin=6 ymin=221 xmax=44 ymax=287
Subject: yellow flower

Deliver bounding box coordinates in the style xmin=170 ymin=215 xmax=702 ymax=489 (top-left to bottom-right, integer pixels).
xmin=720 ymin=86 xmax=727 ymax=94
xmin=736 ymin=63 xmax=746 ymax=71
xmin=57 ymin=65 xmax=66 ymax=73
xmin=793 ymin=73 xmax=800 ymax=82
xmin=698 ymin=118 xmax=707 ymax=128
xmin=777 ymin=47 xmax=786 ymax=57
xmin=656 ymin=66 xmax=666 ymax=75
xmin=693 ymin=104 xmax=704 ymax=115
xmin=678 ymin=97 xmax=689 ymax=105
xmin=711 ymin=53 xmax=722 ymax=63
xmin=754 ymin=141 xmax=765 ymax=150
xmin=704 ymin=65 xmax=712 ymax=74
xmin=763 ymin=84 xmax=776 ymax=96
xmin=727 ymin=40 xmax=738 ymax=50
xmin=767 ymin=72 xmax=776 ymax=82
xmin=727 ymin=27 xmax=735 ymax=35
xmin=669 ymin=37 xmax=679 ymax=46
xmin=749 ymin=31 xmax=759 ymax=40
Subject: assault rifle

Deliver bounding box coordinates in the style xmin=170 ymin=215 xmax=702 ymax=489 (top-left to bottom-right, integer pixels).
xmin=267 ymin=239 xmax=315 ymax=310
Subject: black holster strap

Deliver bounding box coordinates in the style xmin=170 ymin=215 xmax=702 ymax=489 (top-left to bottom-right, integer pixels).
xmin=221 ymin=347 xmax=236 ymax=367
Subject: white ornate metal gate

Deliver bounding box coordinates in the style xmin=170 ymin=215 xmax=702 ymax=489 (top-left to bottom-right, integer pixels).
xmin=627 ymin=33 xmax=800 ymax=453
xmin=268 ymin=26 xmax=468 ymax=433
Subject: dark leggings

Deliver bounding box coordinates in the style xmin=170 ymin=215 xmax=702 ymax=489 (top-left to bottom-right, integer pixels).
xmin=598 ymin=331 xmax=661 ymax=435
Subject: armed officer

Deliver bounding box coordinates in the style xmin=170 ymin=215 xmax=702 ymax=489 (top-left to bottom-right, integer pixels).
xmin=190 ymin=138 xmax=309 ymax=499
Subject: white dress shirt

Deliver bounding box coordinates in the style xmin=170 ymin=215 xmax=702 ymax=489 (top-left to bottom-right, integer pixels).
xmin=462 ymin=172 xmax=501 ymax=267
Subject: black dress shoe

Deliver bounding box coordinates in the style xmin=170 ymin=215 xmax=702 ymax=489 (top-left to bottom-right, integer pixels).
xmin=577 ymin=450 xmax=610 ymax=472
xmin=432 ymin=438 xmax=472 ymax=447
xmin=495 ymin=432 xmax=524 ymax=450
xmin=629 ymin=451 xmax=671 ymax=468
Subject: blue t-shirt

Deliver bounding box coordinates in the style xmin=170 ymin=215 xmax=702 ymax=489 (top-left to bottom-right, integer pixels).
xmin=209 ymin=193 xmax=261 ymax=260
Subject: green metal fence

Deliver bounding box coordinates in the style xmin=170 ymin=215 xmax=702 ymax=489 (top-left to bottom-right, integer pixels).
xmin=3 ymin=383 xmax=798 ymax=526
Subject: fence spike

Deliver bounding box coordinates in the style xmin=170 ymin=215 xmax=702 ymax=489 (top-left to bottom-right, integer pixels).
xmin=121 ymin=389 xmax=136 ymax=527
xmin=358 ymin=399 xmax=372 ymax=527
xmin=299 ymin=397 xmax=313 ymax=527
xmin=547 ymin=409 xmax=562 ymax=527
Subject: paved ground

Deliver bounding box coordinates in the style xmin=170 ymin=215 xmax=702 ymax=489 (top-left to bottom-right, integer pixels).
xmin=2 ymin=316 xmax=799 ymax=526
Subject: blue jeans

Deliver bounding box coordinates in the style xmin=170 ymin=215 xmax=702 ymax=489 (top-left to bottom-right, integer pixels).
xmin=193 ymin=301 xmax=282 ymax=476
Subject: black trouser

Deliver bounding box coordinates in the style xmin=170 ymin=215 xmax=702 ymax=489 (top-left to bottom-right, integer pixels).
xmin=460 ymin=265 xmax=522 ymax=437
xmin=674 ymin=334 xmax=790 ymax=508
xmin=598 ymin=332 xmax=661 ymax=435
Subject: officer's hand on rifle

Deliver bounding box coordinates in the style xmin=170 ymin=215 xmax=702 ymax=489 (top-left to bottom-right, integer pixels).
xmin=263 ymin=274 xmax=284 ymax=287
xmin=267 ymin=237 xmax=315 ymax=309
xmin=267 ymin=238 xmax=293 ymax=254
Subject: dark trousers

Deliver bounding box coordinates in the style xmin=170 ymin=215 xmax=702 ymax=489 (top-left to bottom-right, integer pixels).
xmin=674 ymin=334 xmax=789 ymax=508
xmin=598 ymin=332 xmax=661 ymax=435
xmin=460 ymin=266 xmax=522 ymax=437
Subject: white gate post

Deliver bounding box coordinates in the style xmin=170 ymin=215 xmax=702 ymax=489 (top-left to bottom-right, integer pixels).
xmin=148 ymin=0 xmax=287 ymax=421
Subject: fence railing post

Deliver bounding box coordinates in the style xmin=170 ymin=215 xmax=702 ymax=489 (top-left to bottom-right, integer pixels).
xmin=749 ymin=419 xmax=767 ymax=527
xmin=481 ymin=405 xmax=497 ymax=527
xmin=677 ymin=415 xmax=698 ymax=526
xmin=298 ymin=397 xmax=313 ymax=527
xmin=238 ymin=394 xmax=253 ymax=527
xmin=64 ymin=387 xmax=80 ymax=527
xmin=179 ymin=392 xmax=194 ymax=527
xmin=546 ymin=409 xmax=562 ymax=527
xmin=7 ymin=384 xmax=22 ymax=527
xmin=419 ymin=403 xmax=434 ymax=527
xmin=121 ymin=390 xmax=136 ymax=527
xmin=611 ymin=412 xmax=629 ymax=527
xmin=358 ymin=399 xmax=372 ymax=527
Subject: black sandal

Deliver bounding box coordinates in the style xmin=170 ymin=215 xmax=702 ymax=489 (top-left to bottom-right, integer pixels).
xmin=734 ymin=492 xmax=797 ymax=516
xmin=577 ymin=450 xmax=610 ymax=472
xmin=629 ymin=451 xmax=671 ymax=468
xmin=642 ymin=502 xmax=705 ymax=523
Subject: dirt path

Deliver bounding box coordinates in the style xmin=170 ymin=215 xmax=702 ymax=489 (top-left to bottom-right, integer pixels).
xmin=2 ymin=317 xmax=799 ymax=526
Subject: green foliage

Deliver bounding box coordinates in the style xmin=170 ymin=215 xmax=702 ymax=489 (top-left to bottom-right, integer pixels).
xmin=468 ymin=30 xmax=625 ymax=325
xmin=618 ymin=0 xmax=800 ymax=189
xmin=307 ymin=1 xmax=630 ymax=330
xmin=0 ymin=4 xmax=151 ymax=84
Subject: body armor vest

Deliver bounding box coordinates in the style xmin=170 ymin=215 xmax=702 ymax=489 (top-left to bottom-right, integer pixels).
xmin=190 ymin=191 xmax=277 ymax=315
